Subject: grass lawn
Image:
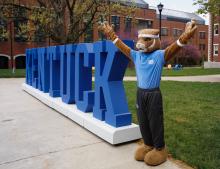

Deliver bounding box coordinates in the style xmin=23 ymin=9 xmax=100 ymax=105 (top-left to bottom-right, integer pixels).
xmin=1 ymin=67 xmax=220 ymax=78
xmin=125 ymin=67 xmax=220 ymax=77
xmin=124 ymin=81 xmax=220 ymax=169
xmin=0 ymin=69 xmax=26 ymax=78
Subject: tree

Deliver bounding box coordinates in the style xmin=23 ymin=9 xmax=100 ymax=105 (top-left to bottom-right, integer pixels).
xmin=0 ymin=0 xmax=30 ymax=41
xmin=0 ymin=0 xmax=136 ymax=44
xmin=193 ymin=0 xmax=220 ymax=16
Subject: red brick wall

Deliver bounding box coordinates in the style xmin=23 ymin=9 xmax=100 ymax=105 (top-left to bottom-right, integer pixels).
xmin=213 ymin=16 xmax=220 ymax=62
xmin=0 ymin=1 xmax=209 ymax=68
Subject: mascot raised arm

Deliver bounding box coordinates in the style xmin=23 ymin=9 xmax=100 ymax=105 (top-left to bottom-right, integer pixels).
xmin=99 ymin=20 xmax=197 ymax=166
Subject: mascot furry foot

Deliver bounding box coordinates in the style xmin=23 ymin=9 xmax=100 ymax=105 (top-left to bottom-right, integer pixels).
xmin=134 ymin=144 xmax=153 ymax=161
xmin=144 ymin=148 xmax=168 ymax=166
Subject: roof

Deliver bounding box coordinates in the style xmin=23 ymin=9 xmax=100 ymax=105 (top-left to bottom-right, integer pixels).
xmin=110 ymin=0 xmax=149 ymax=9
xmin=150 ymin=6 xmax=205 ymax=25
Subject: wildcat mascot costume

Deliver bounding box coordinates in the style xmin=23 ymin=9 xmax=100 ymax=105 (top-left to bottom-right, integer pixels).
xmin=99 ymin=20 xmax=197 ymax=166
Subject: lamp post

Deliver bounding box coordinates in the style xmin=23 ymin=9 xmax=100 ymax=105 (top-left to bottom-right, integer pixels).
xmin=108 ymin=0 xmax=111 ymax=22
xmin=157 ymin=3 xmax=164 ymax=40
xmin=9 ymin=20 xmax=14 ymax=72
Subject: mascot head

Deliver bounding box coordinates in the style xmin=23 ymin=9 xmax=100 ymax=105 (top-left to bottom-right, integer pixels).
xmin=136 ymin=29 xmax=161 ymax=53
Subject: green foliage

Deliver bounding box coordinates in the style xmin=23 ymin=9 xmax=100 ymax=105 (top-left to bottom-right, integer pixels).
xmin=193 ymin=0 xmax=220 ymax=15
xmin=0 ymin=0 xmax=136 ymax=43
xmin=125 ymin=81 xmax=220 ymax=169
xmin=0 ymin=1 xmax=29 ymax=41
xmin=0 ymin=23 xmax=8 ymax=41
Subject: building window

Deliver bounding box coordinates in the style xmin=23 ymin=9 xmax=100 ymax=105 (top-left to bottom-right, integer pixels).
xmin=0 ymin=19 xmax=8 ymax=41
xmin=161 ymin=27 xmax=168 ymax=36
xmin=214 ymin=24 xmax=219 ymax=35
xmin=136 ymin=19 xmax=153 ymax=30
xmin=14 ymin=19 xmax=28 ymax=42
xmin=125 ymin=17 xmax=132 ymax=32
xmin=213 ymin=44 xmax=219 ymax=56
xmin=111 ymin=16 xmax=120 ymax=32
xmin=199 ymin=31 xmax=206 ymax=39
xmin=199 ymin=44 xmax=206 ymax=51
xmin=173 ymin=28 xmax=182 ymax=37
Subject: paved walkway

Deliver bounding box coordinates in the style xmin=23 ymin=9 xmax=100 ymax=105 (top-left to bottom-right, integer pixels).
xmin=0 ymin=78 xmax=182 ymax=169
xmin=124 ymin=74 xmax=220 ymax=82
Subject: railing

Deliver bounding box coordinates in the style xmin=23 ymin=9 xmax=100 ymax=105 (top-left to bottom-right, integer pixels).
xmin=25 ymin=40 xmax=134 ymax=128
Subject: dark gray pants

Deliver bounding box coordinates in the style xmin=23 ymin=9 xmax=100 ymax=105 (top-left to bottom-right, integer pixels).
xmin=136 ymin=87 xmax=165 ymax=149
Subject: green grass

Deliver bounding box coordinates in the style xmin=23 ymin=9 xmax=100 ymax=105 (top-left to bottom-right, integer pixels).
xmin=1 ymin=67 xmax=220 ymax=78
xmin=0 ymin=69 xmax=26 ymax=78
xmin=125 ymin=67 xmax=220 ymax=77
xmin=124 ymin=81 xmax=220 ymax=169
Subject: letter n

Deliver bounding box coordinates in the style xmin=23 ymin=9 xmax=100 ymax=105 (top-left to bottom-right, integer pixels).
xmin=37 ymin=47 xmax=50 ymax=93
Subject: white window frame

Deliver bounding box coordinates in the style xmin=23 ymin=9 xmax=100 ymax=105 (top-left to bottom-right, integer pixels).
xmin=214 ymin=23 xmax=219 ymax=36
xmin=213 ymin=44 xmax=219 ymax=56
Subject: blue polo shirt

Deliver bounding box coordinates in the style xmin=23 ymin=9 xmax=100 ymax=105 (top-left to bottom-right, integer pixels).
xmin=130 ymin=49 xmax=165 ymax=89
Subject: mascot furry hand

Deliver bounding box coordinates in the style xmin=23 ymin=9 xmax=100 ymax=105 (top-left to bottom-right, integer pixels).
xmin=98 ymin=20 xmax=197 ymax=166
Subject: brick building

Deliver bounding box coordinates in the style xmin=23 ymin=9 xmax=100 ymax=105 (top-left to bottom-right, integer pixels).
xmin=208 ymin=15 xmax=220 ymax=62
xmin=0 ymin=0 xmax=208 ymax=69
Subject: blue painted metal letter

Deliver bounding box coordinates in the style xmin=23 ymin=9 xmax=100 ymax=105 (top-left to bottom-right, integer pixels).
xmin=75 ymin=43 xmax=94 ymax=112
xmin=60 ymin=44 xmax=76 ymax=103
xmin=93 ymin=40 xmax=133 ymax=127
xmin=49 ymin=46 xmax=61 ymax=97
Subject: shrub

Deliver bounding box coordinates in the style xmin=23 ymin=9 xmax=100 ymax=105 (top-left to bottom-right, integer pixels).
xmin=161 ymin=40 xmax=202 ymax=66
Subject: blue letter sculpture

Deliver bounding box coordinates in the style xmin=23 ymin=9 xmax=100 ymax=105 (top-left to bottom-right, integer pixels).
xmin=75 ymin=43 xmax=95 ymax=112
xmin=26 ymin=49 xmax=32 ymax=85
xmin=93 ymin=40 xmax=133 ymax=127
xmin=32 ymin=48 xmax=38 ymax=89
xmin=60 ymin=44 xmax=76 ymax=104
xmin=48 ymin=46 xmax=61 ymax=97
xmin=37 ymin=47 xmax=50 ymax=93
xmin=25 ymin=40 xmax=134 ymax=128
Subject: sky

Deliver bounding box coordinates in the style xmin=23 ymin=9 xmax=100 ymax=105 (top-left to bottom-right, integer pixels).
xmin=144 ymin=0 xmax=209 ymax=24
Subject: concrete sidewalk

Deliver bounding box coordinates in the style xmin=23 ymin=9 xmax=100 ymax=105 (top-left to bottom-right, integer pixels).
xmin=0 ymin=78 xmax=182 ymax=169
xmin=123 ymin=74 xmax=220 ymax=82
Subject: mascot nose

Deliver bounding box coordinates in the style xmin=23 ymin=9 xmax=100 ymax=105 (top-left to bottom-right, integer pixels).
xmin=136 ymin=42 xmax=145 ymax=49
